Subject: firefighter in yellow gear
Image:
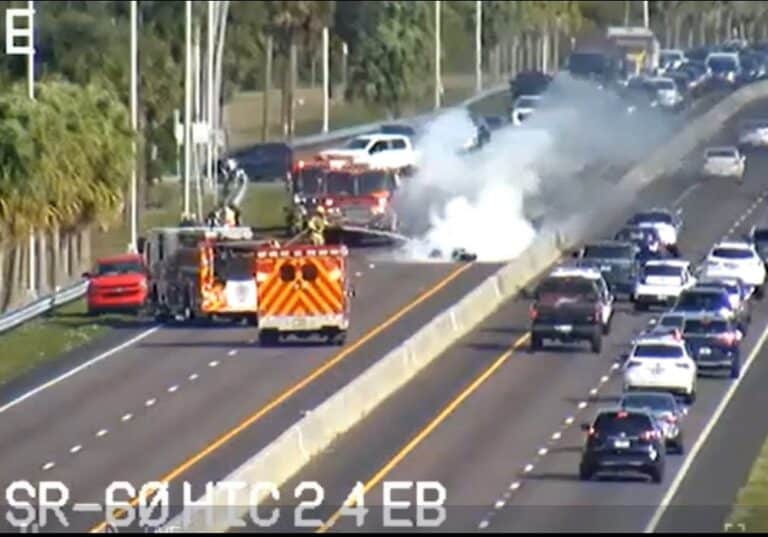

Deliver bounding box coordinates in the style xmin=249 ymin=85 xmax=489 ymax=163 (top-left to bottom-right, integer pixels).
xmin=307 ymin=206 xmax=328 ymax=246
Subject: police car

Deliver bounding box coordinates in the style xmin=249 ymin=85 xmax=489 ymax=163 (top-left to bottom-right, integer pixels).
xmin=633 ymin=259 xmax=697 ymax=310
xmin=699 ymin=241 xmax=766 ymax=298
xmin=623 ymin=336 xmax=697 ymax=404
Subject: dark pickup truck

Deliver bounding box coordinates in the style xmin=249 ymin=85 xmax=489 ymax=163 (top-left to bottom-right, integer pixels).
xmin=529 ymin=273 xmax=613 ymax=353
xmin=573 ymin=240 xmax=641 ymax=298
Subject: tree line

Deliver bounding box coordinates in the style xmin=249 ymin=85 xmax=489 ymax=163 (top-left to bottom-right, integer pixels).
xmin=0 ymin=1 xmax=762 ymax=312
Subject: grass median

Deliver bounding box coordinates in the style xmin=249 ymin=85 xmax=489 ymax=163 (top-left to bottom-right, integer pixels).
xmin=726 ymin=433 xmax=768 ymax=532
xmin=0 ymin=82 xmax=509 ymax=388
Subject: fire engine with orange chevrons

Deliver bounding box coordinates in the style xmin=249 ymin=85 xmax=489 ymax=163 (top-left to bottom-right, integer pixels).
xmin=143 ymin=226 xmax=265 ymax=324
xmin=255 ymin=242 xmax=353 ymax=346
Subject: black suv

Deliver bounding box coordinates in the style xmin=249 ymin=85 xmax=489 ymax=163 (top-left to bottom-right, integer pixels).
xmin=573 ymin=240 xmax=641 ymax=298
xmin=579 ymin=409 xmax=666 ymax=483
xmin=681 ymin=314 xmax=743 ymax=379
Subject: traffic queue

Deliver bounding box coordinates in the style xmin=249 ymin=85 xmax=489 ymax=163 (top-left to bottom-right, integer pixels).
xmin=526 ymin=196 xmax=768 ymax=484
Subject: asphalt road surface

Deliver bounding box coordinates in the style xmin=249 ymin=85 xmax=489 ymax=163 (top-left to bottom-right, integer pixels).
xmin=222 ymin=99 xmax=768 ymax=533
xmin=0 ymin=86 xmax=737 ymax=533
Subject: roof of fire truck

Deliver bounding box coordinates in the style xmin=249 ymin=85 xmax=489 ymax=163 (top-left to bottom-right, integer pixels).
xmin=294 ymin=158 xmax=395 ymax=174
xmin=255 ymin=243 xmax=349 ymax=259
xmin=151 ymin=226 xmax=255 ymax=241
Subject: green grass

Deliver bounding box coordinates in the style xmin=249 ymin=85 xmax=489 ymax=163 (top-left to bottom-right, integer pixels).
xmin=726 ymin=434 xmax=768 ymax=532
xmin=0 ymin=298 xmax=134 ymax=387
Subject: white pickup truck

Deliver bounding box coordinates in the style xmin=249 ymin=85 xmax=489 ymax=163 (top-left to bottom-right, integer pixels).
xmin=316 ymin=133 xmax=420 ymax=173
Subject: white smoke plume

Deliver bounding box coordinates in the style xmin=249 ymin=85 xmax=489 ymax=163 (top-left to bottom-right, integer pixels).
xmin=392 ymin=73 xmax=686 ymax=263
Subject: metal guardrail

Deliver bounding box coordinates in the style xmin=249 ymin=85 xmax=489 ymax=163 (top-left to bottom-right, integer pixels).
xmin=0 ymin=280 xmax=89 ymax=335
xmin=0 ymin=84 xmax=510 ymax=335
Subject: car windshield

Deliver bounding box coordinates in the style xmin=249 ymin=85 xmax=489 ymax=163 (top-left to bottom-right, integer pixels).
xmin=345 ymin=138 xmax=371 ymax=150
xmin=708 ymin=56 xmax=738 ymax=71
xmin=516 ymin=97 xmax=540 ymax=108
xmin=97 ymin=261 xmax=143 ymax=275
xmin=684 ymin=318 xmax=729 ymax=334
xmin=295 ymin=168 xmax=325 ymax=195
xmin=356 ymin=172 xmax=394 ymax=195
xmin=537 ymin=277 xmax=595 ymax=297
xmin=753 ymin=228 xmax=768 ymax=242
xmin=593 ymin=412 xmax=653 ymax=435
xmin=630 ymin=211 xmax=672 ymax=224
xmin=621 ymin=394 xmax=676 ymax=413
xmin=325 ymin=172 xmax=355 ymax=195
xmin=582 ymin=245 xmax=632 ymax=259
xmin=658 ymin=314 xmax=685 ymax=328
xmin=711 ymin=247 xmax=753 ymax=259
xmin=676 ymin=291 xmax=728 ymax=310
xmin=643 ymin=265 xmax=683 ymax=277
xmin=707 ymin=149 xmax=737 ymax=158
xmin=634 ymin=344 xmax=684 ymax=358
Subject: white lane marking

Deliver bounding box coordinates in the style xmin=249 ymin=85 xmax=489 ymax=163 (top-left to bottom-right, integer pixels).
xmin=577 ymin=401 xmax=588 ymax=409
xmin=42 ymin=462 xmax=55 ymax=471
xmin=479 ymin=520 xmax=490 ymax=529
xmin=189 ymin=373 xmax=199 ymax=381
xmin=537 ymin=447 xmax=548 ymax=456
xmin=523 ymin=464 xmax=534 ymax=473
xmin=96 ymin=429 xmax=108 ymax=438
xmin=209 ymin=360 xmax=219 ymax=368
xmin=145 ymin=398 xmax=156 ymax=407
xmin=644 ymin=321 xmax=768 ymax=533
xmin=69 ymin=444 xmax=82 ymax=454
xmin=551 ymin=431 xmax=562 ymax=441
xmin=121 ymin=413 xmax=133 ymax=422
xmin=494 ymin=500 xmax=505 ymax=509
xmin=168 ymin=385 xmax=179 ymax=393
xmin=600 ymin=375 xmax=610 ymax=383
xmin=673 ymin=183 xmax=701 ymax=207
xmin=0 ymin=327 xmax=160 ymax=415
xmin=589 ymin=388 xmax=598 ymax=396
xmin=510 ymin=481 xmax=521 ymax=490
xmin=565 ymin=416 xmax=574 ymax=425
xmin=227 ymin=350 xmax=237 ymax=356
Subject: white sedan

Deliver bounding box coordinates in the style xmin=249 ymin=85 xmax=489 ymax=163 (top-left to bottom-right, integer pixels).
xmin=700 ymin=241 xmax=766 ymax=297
xmin=633 ymin=260 xmax=697 ymax=310
xmin=702 ymin=146 xmax=745 ymax=180
xmin=623 ymin=337 xmax=697 ymax=404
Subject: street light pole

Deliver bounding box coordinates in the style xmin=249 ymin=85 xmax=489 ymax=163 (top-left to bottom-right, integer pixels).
xmin=643 ymin=0 xmax=650 ymax=29
xmin=129 ymin=0 xmax=138 ymax=253
xmin=434 ymin=0 xmax=441 ymax=109
xmin=207 ymin=0 xmax=215 ymax=201
xmin=475 ymin=0 xmax=482 ymax=93
xmin=184 ymin=0 xmax=192 ymax=217
xmin=28 ymin=0 xmax=36 ymax=297
xmin=322 ymin=26 xmax=329 ymax=132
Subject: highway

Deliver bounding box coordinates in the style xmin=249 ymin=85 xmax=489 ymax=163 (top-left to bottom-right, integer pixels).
xmin=227 ymin=98 xmax=768 ymax=533
xmin=0 ymin=86 xmax=732 ymax=533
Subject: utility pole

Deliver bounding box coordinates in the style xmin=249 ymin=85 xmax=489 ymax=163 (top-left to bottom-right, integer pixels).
xmin=262 ymin=34 xmax=273 ymax=141
xmin=322 ymin=26 xmax=329 ymax=132
xmin=434 ymin=0 xmax=441 ymax=109
xmin=129 ymin=0 xmax=138 ymax=253
xmin=194 ymin=21 xmax=203 ymax=220
xmin=475 ymin=0 xmax=482 ymax=93
xmin=184 ymin=0 xmax=192 ymax=217
xmin=207 ymin=0 xmax=215 ymax=201
xmin=643 ymin=0 xmax=650 ymax=29
xmin=28 ymin=0 xmax=36 ymax=297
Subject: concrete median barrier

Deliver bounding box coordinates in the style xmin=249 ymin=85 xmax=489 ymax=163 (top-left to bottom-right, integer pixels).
xmin=163 ymin=80 xmax=768 ymax=533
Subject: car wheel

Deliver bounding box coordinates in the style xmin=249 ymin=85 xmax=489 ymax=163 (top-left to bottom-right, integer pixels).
xmin=755 ymin=286 xmax=764 ymax=300
xmin=730 ymin=357 xmax=741 ymax=379
xmin=579 ymin=463 xmax=593 ymax=481
xmin=649 ymin=464 xmax=664 ymax=484
xmin=674 ymin=436 xmax=685 ymax=455
xmin=258 ymin=330 xmax=279 ymax=347
xmin=591 ymin=331 xmax=602 ymax=354
xmin=684 ymin=388 xmax=696 ymax=405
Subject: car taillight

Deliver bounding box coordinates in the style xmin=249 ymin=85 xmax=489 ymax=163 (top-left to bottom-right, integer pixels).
xmin=716 ymin=331 xmax=740 ymax=346
xmin=641 ymin=430 xmax=660 ymax=441
xmin=529 ymin=305 xmax=538 ymax=320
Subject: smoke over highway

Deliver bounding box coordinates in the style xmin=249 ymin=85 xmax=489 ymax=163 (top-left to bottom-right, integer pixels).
xmin=391 ymin=73 xmax=686 ymax=262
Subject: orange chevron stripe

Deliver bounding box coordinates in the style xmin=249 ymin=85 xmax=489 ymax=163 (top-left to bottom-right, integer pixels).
xmin=266 ymin=279 xmax=296 ymax=317
xmin=300 ymin=285 xmax=333 ymax=315
xmin=314 ymin=277 xmax=343 ymax=312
